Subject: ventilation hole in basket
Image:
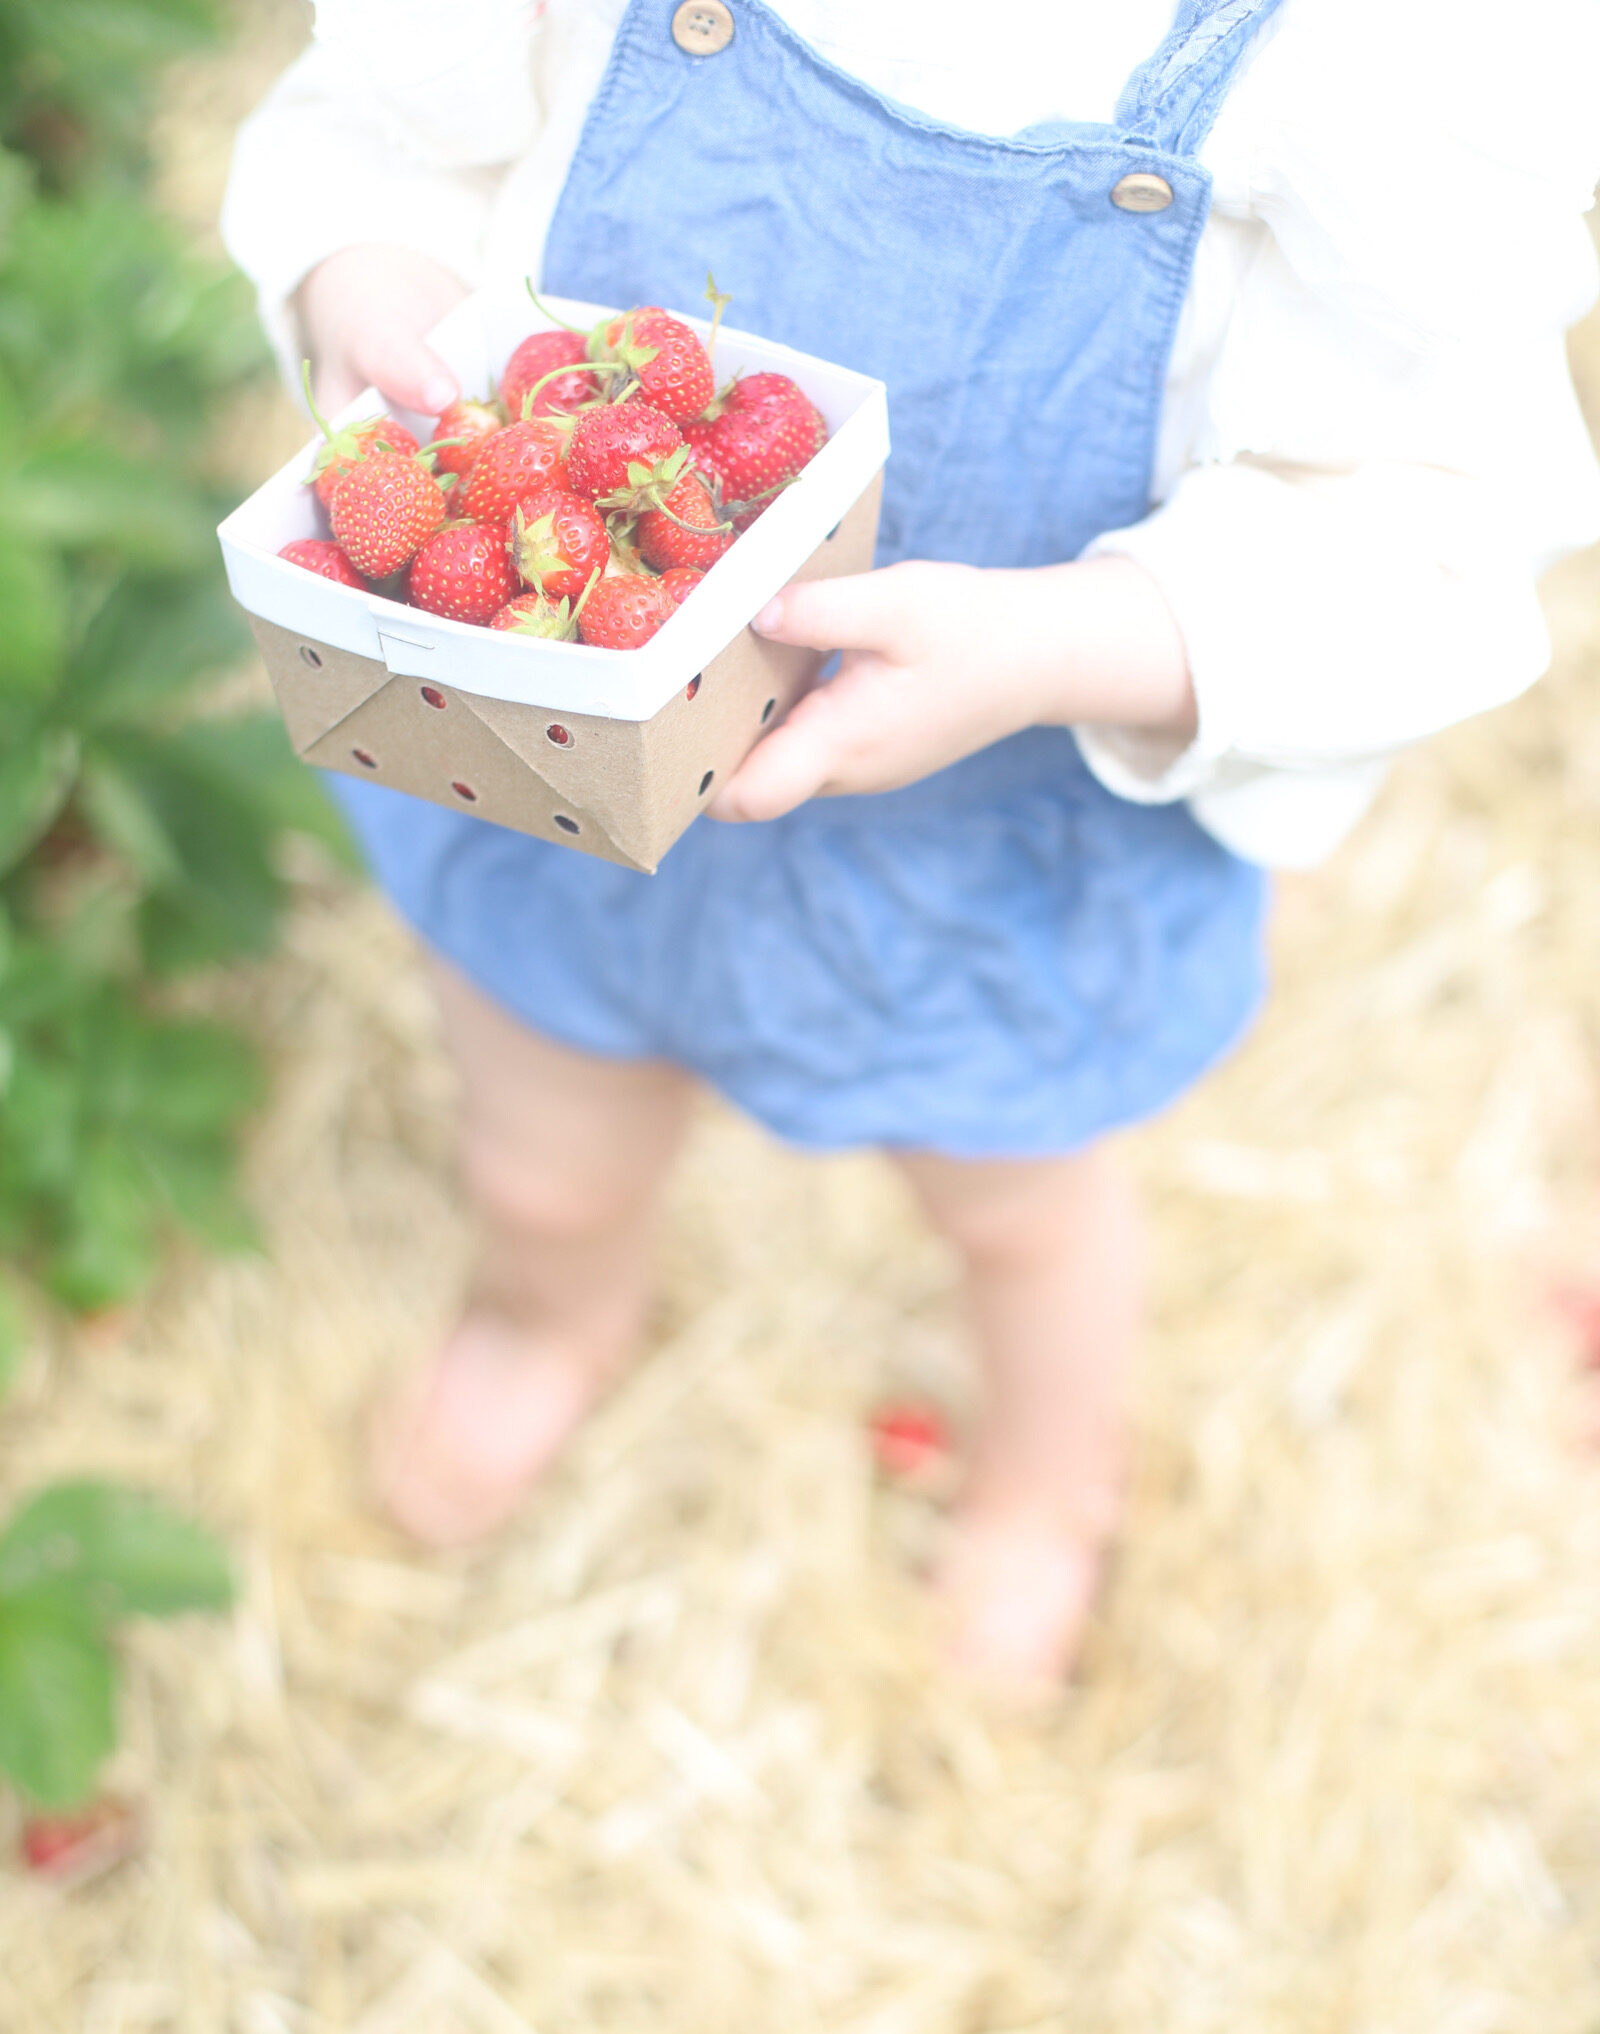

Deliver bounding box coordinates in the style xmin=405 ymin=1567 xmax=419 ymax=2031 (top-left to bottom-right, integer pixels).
xmin=299 ymin=645 xmax=323 ymax=669
xmin=420 ymin=685 xmax=447 ymax=709
xmin=546 ymin=722 xmax=572 ymax=747
xmin=554 ymin=814 xmax=580 ymax=835
xmin=351 ymin=747 xmax=377 ymax=769
xmin=760 ymin=697 xmax=776 ymax=724
xmin=698 ymin=770 xmax=715 ymax=795
xmin=686 ymin=674 xmax=701 ymax=700
xmin=451 ymin=780 xmax=478 ymax=803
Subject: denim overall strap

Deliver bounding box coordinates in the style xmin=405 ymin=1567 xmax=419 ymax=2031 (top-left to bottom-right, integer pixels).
xmin=541 ymin=0 xmax=1282 ymax=571
xmin=1116 ymin=0 xmax=1289 ymax=155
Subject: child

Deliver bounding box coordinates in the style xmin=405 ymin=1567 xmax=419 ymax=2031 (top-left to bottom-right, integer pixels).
xmin=223 ymin=0 xmax=1600 ymax=1687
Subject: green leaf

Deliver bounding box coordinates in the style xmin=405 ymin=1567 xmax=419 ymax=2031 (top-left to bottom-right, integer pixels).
xmin=0 ymin=541 xmax=66 ymax=703
xmin=0 ymin=725 xmax=78 ymax=874
xmin=77 ymin=752 xmax=183 ymax=884
xmin=64 ymin=572 xmax=248 ymax=728
xmin=0 ymin=1602 xmax=114 ymax=1809
xmin=0 ymin=1480 xmax=234 ymax=1621
xmin=0 ymin=1277 xmax=21 ymax=1398
xmin=46 ymin=1135 xmax=163 ymax=1311
xmin=0 ymin=442 xmax=214 ymax=568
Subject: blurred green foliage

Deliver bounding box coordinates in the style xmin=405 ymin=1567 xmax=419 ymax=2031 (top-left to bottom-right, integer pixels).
xmin=0 ymin=0 xmax=351 ymax=1355
xmin=0 ymin=1480 xmax=234 ymax=1806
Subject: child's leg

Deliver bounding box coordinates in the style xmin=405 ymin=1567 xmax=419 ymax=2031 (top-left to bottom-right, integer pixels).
xmin=374 ymin=953 xmax=698 ymax=1546
xmin=890 ymin=1143 xmax=1141 ymax=1688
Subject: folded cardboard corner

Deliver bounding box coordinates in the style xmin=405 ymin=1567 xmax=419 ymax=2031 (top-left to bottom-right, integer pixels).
xmin=249 ymin=471 xmax=883 ymax=875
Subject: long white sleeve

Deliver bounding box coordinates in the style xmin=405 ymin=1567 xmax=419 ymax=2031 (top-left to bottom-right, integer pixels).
xmin=219 ymin=0 xmax=546 ymax=379
xmin=1077 ymin=0 xmax=1600 ymax=864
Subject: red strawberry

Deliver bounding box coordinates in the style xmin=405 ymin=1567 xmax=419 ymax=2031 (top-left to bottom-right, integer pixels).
xmin=658 ymin=566 xmax=704 ymax=609
xmin=459 ymin=420 xmax=571 ymax=523
xmin=576 ymin=573 xmax=674 ymax=651
xmin=429 ymin=395 xmax=504 ymax=477
xmin=685 ymin=371 xmax=827 ymax=526
xmin=593 ymin=307 xmax=714 ymax=425
xmin=307 ymin=415 xmax=421 ymax=509
xmin=301 ymin=363 xmax=421 ymax=509
xmin=329 ymin=448 xmax=448 ymax=577
xmin=21 ymin=1799 xmax=144 ymax=1883
xmin=566 ymin=401 xmax=683 ymax=505
xmin=278 ymin=538 xmax=368 ymax=587
xmin=508 ymin=486 xmax=610 ymax=603
xmin=490 ymin=589 xmax=588 ymax=639
xmin=868 ymin=1403 xmax=953 ymax=1483
xmin=407 ymin=521 xmax=517 ymax=625
xmin=636 ymin=471 xmax=735 ymax=571
xmin=500 ymin=329 xmax=599 ymax=419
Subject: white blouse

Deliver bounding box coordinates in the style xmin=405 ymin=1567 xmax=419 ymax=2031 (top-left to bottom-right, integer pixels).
xmin=220 ymin=0 xmax=1600 ymax=868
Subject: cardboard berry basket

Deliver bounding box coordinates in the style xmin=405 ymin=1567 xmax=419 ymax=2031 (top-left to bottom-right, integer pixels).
xmin=216 ymin=284 xmax=889 ymax=873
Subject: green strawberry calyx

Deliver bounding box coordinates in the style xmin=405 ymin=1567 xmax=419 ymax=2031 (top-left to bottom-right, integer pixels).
xmin=593 ymin=444 xmax=697 ymax=524
xmin=502 ymin=567 xmax=602 ymax=641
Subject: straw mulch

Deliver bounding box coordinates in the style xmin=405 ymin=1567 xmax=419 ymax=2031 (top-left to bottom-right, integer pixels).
xmin=4 ymin=11 xmax=1600 ymax=2029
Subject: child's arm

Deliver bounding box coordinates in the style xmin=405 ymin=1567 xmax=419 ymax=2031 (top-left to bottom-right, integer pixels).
xmin=220 ymin=0 xmax=544 ymax=407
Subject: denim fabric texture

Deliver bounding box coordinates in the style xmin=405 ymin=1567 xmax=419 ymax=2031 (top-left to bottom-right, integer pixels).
xmin=333 ymin=0 xmax=1281 ymax=1157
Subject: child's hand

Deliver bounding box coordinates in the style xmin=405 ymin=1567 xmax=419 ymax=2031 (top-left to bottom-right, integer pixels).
xmin=296 ymin=244 xmax=470 ymax=416
xmin=707 ymin=555 xmax=1197 ymax=823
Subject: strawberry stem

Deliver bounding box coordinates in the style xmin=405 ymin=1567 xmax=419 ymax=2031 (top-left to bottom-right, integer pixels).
xmin=516 ymin=358 xmax=623 ymax=416
xmin=722 ymin=474 xmax=798 ymax=516
xmin=653 ymin=499 xmax=733 ymax=537
xmin=300 ymin=357 xmax=334 ymax=442
xmin=703 ymin=271 xmax=732 ymax=376
xmin=523 ymin=281 xmax=592 ymax=337
xmin=571 ymin=567 xmax=601 ymax=626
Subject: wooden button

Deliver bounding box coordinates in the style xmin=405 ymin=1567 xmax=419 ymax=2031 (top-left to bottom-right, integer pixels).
xmin=672 ymin=1 xmax=734 ymax=55
xmin=1111 ymin=172 xmax=1174 ymax=214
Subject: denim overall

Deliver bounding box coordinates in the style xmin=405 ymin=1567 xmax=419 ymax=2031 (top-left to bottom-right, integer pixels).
xmin=334 ymin=0 xmax=1281 ymax=1157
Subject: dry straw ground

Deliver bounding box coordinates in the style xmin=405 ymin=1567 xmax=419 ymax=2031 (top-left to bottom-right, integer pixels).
xmin=5 ymin=8 xmax=1600 ymax=2030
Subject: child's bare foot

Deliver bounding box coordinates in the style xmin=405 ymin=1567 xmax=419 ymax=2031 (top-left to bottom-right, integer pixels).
xmin=371 ymin=1308 xmax=610 ymax=1547
xmin=936 ymin=1501 xmax=1112 ymax=1697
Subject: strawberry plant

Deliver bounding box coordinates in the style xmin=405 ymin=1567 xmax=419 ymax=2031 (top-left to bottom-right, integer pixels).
xmin=0 ymin=1480 xmax=233 ymax=1809
xmin=0 ymin=0 xmax=323 ymax=1822
xmin=0 ymin=0 xmax=353 ymax=1365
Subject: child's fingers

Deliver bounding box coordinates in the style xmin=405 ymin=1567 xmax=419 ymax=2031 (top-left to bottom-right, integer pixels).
xmin=707 ymin=684 xmax=845 ymax=822
xmin=349 ymin=330 xmax=460 ymax=418
xmin=752 ymin=562 xmax=929 ymax=658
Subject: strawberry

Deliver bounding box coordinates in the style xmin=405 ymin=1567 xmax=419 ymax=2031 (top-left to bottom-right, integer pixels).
xmin=499 ymin=329 xmax=599 ymax=419
xmin=429 ymin=395 xmax=504 ymax=477
xmin=407 ymin=521 xmax=517 ymax=625
xmin=508 ymin=486 xmax=610 ymax=603
xmin=307 ymin=416 xmax=421 ymax=510
xmin=301 ymin=362 xmax=420 ymax=509
xmin=868 ymin=1403 xmax=953 ymax=1483
xmin=329 ymin=447 xmax=448 ymax=577
xmin=278 ymin=538 xmax=367 ymax=587
xmin=21 ymin=1799 xmax=144 ymax=1884
xmin=566 ymin=401 xmax=683 ymax=505
xmin=459 ymin=419 xmax=571 ymax=523
xmin=685 ymin=371 xmax=827 ymax=526
xmin=576 ymin=573 xmax=674 ymax=650
xmin=490 ymin=586 xmax=592 ymax=640
xmin=658 ymin=565 xmax=704 ymax=609
xmin=592 ymin=307 xmax=714 ymax=424
xmin=636 ymin=470 xmax=735 ymax=571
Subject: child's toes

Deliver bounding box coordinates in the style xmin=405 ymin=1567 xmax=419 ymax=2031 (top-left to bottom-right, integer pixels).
xmin=935 ymin=1511 xmax=1109 ymax=1698
xmin=369 ymin=1311 xmax=600 ymax=1548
